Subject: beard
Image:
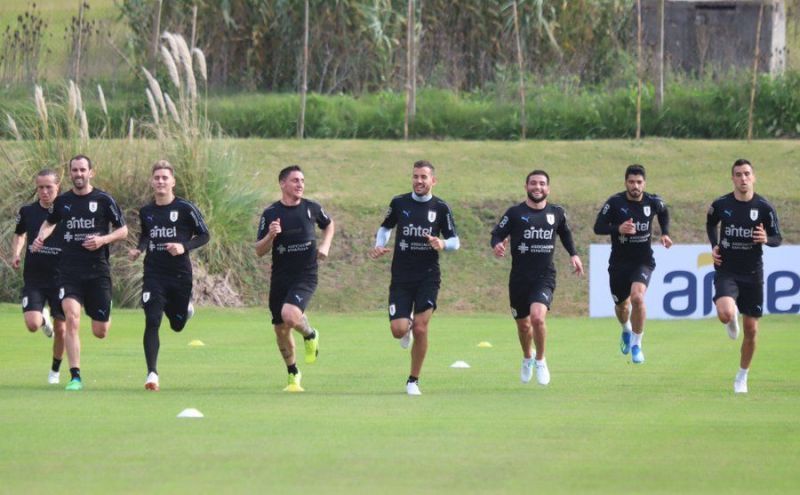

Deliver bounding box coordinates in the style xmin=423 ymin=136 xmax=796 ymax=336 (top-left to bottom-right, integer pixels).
xmin=527 ymin=191 xmax=547 ymax=204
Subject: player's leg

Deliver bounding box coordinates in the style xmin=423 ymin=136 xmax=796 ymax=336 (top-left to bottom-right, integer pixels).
xmin=60 ymin=294 xmax=83 ymax=390
xmin=46 ymin=289 xmax=66 ymax=384
xmin=628 ymin=281 xmax=647 ymax=363
xmin=85 ymin=275 xmax=112 ymax=339
xmin=268 ymin=285 xmax=302 ymax=390
xmin=163 ymin=279 xmax=192 ymax=332
xmin=388 ymin=284 xmax=414 ymax=348
xmin=734 ymin=279 xmax=763 ymax=394
xmin=529 ymin=286 xmax=552 ymax=385
xmin=21 ymin=289 xmax=51 ymax=335
xmin=281 ymin=285 xmax=318 ymax=364
xmin=713 ymin=271 xmax=740 ymax=339
xmin=142 ymin=281 xmax=167 ymax=391
xmin=511 ymin=286 xmax=534 ymax=383
xmin=407 ymin=307 xmax=432 ymax=395
xmin=610 ymin=267 xmax=633 ymax=354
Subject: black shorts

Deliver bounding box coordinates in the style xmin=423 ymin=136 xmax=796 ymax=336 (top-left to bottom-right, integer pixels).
xmin=142 ymin=275 xmax=193 ymax=330
xmin=608 ymin=263 xmax=655 ymax=304
xmin=21 ymin=286 xmax=65 ymax=320
xmin=269 ymin=277 xmax=317 ymax=325
xmin=388 ymin=277 xmax=440 ymax=321
xmin=59 ymin=271 xmax=113 ymax=322
xmin=713 ymin=269 xmax=764 ymax=318
xmin=509 ymin=277 xmax=555 ymax=319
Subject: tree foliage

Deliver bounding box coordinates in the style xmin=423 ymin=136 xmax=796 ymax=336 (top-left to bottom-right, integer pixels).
xmin=119 ymin=0 xmax=635 ymax=93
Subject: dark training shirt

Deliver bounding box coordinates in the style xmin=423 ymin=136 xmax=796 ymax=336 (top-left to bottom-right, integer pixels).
xmin=137 ymin=197 xmax=210 ymax=278
xmin=593 ymin=191 xmax=670 ymax=267
xmin=46 ymin=188 xmax=125 ymax=272
xmin=379 ymin=193 xmax=458 ymax=284
xmin=706 ymin=192 xmax=782 ymax=275
xmin=15 ymin=202 xmax=62 ymax=287
xmin=257 ymin=199 xmax=332 ymax=282
xmin=490 ymin=202 xmax=577 ymax=284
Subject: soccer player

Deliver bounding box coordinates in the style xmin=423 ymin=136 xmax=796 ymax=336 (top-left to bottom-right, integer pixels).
xmin=256 ymin=165 xmax=334 ymax=392
xmin=128 ymin=160 xmax=210 ymax=391
xmin=593 ymin=164 xmax=672 ymax=364
xmin=368 ymin=160 xmax=460 ymax=396
xmin=706 ymin=159 xmax=781 ymax=394
xmin=490 ymin=170 xmax=584 ymax=385
xmin=32 ymin=155 xmax=128 ymax=391
xmin=11 ymin=169 xmax=67 ymax=384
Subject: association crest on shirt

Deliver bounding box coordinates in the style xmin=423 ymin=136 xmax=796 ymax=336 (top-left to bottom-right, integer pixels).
xmin=643 ymin=205 xmax=651 ymax=217
xmin=142 ymin=292 xmax=150 ymax=303
xmin=88 ymin=201 xmax=97 ymax=213
xmin=428 ymin=210 xmax=437 ymax=223
xmin=546 ymin=213 xmax=555 ymax=225
xmin=750 ymin=208 xmax=759 ymax=221
xmin=169 ymin=210 xmax=178 ymax=222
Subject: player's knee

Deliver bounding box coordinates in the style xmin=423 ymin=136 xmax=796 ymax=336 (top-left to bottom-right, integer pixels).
xmin=281 ymin=309 xmax=302 ymax=328
xmin=530 ymin=313 xmax=546 ymax=329
xmin=630 ymin=292 xmax=645 ymax=307
xmin=390 ymin=320 xmax=409 ymax=338
xmin=412 ymin=323 xmax=428 ymax=338
xmin=92 ymin=324 xmax=109 ymax=339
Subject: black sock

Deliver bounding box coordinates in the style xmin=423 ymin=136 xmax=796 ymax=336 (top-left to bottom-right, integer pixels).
xmin=303 ymin=330 xmax=316 ymax=341
xmin=52 ymin=358 xmax=62 ymax=372
xmin=407 ymin=375 xmax=418 ymax=384
xmin=70 ymin=367 xmax=81 ymax=380
xmin=287 ymin=364 xmax=299 ymax=375
xmin=144 ymin=325 xmax=160 ymax=374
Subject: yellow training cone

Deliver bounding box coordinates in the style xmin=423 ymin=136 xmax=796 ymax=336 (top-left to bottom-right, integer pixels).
xmin=477 ymin=341 xmax=493 ymax=348
xmin=188 ymin=340 xmax=205 ymax=347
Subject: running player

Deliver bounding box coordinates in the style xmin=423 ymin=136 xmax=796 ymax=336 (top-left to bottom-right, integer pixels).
xmin=368 ymin=160 xmax=460 ymax=396
xmin=33 ymin=155 xmax=128 ymax=391
xmin=593 ymin=164 xmax=672 ymax=364
xmin=256 ymin=165 xmax=334 ymax=392
xmin=490 ymin=170 xmax=584 ymax=385
xmin=128 ymin=160 xmax=210 ymax=391
xmin=11 ymin=169 xmax=66 ymax=384
xmin=706 ymin=158 xmax=782 ymax=394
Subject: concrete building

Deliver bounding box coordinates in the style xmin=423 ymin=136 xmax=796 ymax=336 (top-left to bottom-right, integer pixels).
xmin=640 ymin=0 xmax=786 ymax=75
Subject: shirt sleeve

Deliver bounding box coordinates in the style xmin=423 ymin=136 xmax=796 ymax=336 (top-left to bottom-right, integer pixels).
xmin=557 ymin=210 xmax=578 ymax=257
xmin=106 ymin=195 xmax=126 ymax=228
xmin=314 ymin=202 xmax=332 ymax=230
xmin=490 ymin=209 xmax=513 ymax=248
xmin=438 ymin=201 xmax=458 ymax=239
xmin=256 ymin=209 xmax=271 ymax=241
xmin=14 ymin=208 xmax=26 ymax=235
xmin=656 ymin=196 xmax=670 ymax=236
xmin=46 ymin=198 xmax=61 ymax=224
xmin=593 ymin=198 xmax=615 ymax=235
xmin=379 ymin=198 xmax=398 ymax=230
xmin=137 ymin=209 xmax=149 ymax=252
xmin=706 ymin=201 xmax=721 ymax=248
xmin=764 ymin=202 xmax=782 ymax=247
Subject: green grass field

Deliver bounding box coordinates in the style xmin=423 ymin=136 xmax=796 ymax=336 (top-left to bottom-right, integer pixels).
xmin=1 ymin=304 xmax=798 ymax=494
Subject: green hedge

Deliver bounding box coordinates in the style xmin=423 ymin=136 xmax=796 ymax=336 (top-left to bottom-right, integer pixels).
xmin=3 ymin=73 xmax=800 ymax=139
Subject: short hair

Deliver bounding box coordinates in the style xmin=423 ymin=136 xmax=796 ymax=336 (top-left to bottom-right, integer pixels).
xmin=413 ymin=160 xmax=435 ymax=175
xmin=151 ymin=159 xmax=174 ymax=175
xmin=526 ymin=169 xmax=550 ymax=185
xmin=731 ymin=158 xmax=753 ymax=175
xmin=36 ymin=169 xmax=60 ymax=183
xmin=625 ymin=164 xmax=646 ymax=180
xmin=279 ymin=165 xmax=302 ymax=182
xmin=69 ymin=154 xmax=92 ymax=169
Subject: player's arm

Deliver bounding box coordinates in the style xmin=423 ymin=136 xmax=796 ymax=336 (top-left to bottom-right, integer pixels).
xmin=11 ymin=209 xmax=27 ymax=267
xmin=593 ymin=200 xmax=617 ymax=235
xmin=31 ymin=220 xmax=57 ymax=252
xmin=763 ymin=205 xmax=782 ymax=247
xmin=317 ymin=219 xmax=335 ymax=260
xmin=557 ymin=214 xmax=584 ymax=275
xmin=428 ymin=202 xmax=460 ymax=252
xmin=369 ymin=200 xmax=397 ymax=259
xmin=255 ymin=211 xmax=280 ymax=258
xmin=129 ymin=211 xmax=148 ymax=261
xmin=86 ymin=224 xmax=129 ymax=251
xmin=706 ymin=201 xmax=722 ymax=265
xmin=11 ymin=233 xmax=25 ymax=268
xmin=656 ymin=198 xmax=673 ymax=248
xmin=490 ymin=210 xmax=512 ymax=258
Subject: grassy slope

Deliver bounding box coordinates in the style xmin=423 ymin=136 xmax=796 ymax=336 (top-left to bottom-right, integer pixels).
xmin=0 ymin=304 xmax=798 ymax=494
xmin=2 ymin=138 xmax=797 ymax=314
xmin=221 ymin=139 xmax=800 ymax=314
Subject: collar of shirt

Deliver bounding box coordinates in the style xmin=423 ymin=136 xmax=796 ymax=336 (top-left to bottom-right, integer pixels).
xmin=411 ymin=192 xmax=432 ymax=202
